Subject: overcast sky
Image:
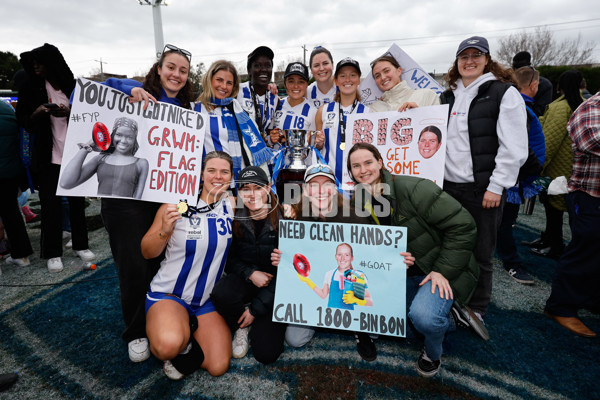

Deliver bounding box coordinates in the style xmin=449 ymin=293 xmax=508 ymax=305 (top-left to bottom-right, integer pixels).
xmin=2 ymin=0 xmax=599 ymax=79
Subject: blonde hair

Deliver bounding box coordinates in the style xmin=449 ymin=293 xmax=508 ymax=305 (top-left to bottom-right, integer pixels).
xmin=197 ymin=60 xmax=239 ymax=111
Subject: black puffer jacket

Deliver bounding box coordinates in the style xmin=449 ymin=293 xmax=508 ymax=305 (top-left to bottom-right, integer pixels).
xmin=225 ymin=207 xmax=280 ymax=317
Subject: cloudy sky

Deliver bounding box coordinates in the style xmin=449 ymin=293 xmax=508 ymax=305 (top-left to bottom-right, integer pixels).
xmin=2 ymin=0 xmax=599 ymax=79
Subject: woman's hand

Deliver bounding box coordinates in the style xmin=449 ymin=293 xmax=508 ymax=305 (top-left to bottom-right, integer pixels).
xmin=482 ymin=190 xmax=501 ymax=209
xmin=283 ymin=204 xmax=296 ymax=219
xmin=238 ymin=308 xmax=255 ymax=328
xmin=271 ymin=248 xmax=282 ymax=267
xmin=77 ymin=140 xmax=95 ymax=153
xmin=268 ymin=83 xmax=279 ymax=96
xmin=401 ymin=252 xmax=415 ymax=268
xmin=130 ymin=87 xmax=158 ymax=110
xmin=398 ymin=102 xmax=418 ymax=112
xmin=313 ymin=130 xmax=325 ymax=150
xmin=249 ymin=270 xmax=273 ymax=288
xmin=270 ymin=128 xmax=285 ymax=145
xmin=419 ymin=271 xmax=453 ymax=300
xmin=160 ymin=204 xmax=181 ymax=236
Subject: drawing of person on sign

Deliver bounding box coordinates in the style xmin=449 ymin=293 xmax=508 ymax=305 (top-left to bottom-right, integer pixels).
xmin=297 ymin=243 xmax=373 ymax=310
xmin=59 ymin=116 xmax=149 ymax=199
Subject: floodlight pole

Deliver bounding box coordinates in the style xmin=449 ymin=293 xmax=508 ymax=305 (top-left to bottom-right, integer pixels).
xmin=139 ymin=0 xmax=166 ymax=59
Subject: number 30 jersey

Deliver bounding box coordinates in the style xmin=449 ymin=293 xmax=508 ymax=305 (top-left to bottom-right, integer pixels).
xmin=272 ymin=98 xmax=317 ymax=132
xmin=149 ymin=198 xmax=233 ymax=308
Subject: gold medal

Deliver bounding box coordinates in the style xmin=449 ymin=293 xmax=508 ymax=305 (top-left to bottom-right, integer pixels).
xmin=339 ymin=142 xmax=346 ymax=151
xmin=177 ymin=201 xmax=188 ymax=214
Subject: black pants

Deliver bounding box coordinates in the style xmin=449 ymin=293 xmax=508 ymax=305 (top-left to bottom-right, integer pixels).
xmin=0 ymin=177 xmax=33 ymax=259
xmin=545 ymin=191 xmax=600 ymax=316
xmin=211 ymin=273 xmax=287 ymax=364
xmin=101 ymin=198 xmax=161 ymax=343
xmin=444 ymin=181 xmax=505 ymax=316
xmin=540 ymin=193 xmax=566 ymax=250
xmin=39 ymin=164 xmax=88 ymax=258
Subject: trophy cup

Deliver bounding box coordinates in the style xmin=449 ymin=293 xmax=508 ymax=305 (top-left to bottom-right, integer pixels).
xmin=275 ymin=129 xmax=316 ymax=203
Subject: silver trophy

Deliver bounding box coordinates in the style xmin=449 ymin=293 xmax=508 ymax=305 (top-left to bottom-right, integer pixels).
xmin=286 ymin=129 xmax=315 ymax=170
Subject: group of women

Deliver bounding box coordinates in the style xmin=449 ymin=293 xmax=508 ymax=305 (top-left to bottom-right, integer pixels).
xmin=14 ymin=34 xmax=537 ymax=380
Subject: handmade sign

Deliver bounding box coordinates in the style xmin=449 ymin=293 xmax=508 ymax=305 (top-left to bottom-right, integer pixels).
xmin=273 ymin=220 xmax=407 ymax=337
xmin=340 ymin=105 xmax=449 ymax=190
xmin=57 ymin=78 xmax=206 ymax=204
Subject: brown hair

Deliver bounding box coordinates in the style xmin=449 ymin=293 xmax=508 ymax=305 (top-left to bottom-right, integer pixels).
xmin=444 ymin=54 xmax=517 ymax=90
xmin=197 ymin=60 xmax=240 ymax=111
xmin=333 ymin=64 xmax=361 ymax=103
xmin=514 ymin=66 xmax=540 ymax=91
xmin=143 ymin=50 xmax=194 ymax=110
xmin=232 ymin=191 xmax=282 ymax=237
xmin=346 ymin=142 xmax=386 ymax=184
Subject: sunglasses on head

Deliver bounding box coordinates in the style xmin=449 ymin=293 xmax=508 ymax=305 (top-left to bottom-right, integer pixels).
xmin=307 ymin=165 xmax=333 ymax=175
xmin=526 ymin=65 xmax=537 ymax=86
xmin=163 ymin=44 xmax=192 ymax=62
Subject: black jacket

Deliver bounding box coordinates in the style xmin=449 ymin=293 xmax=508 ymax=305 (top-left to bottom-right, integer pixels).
xmin=225 ymin=207 xmax=280 ymax=317
xmin=440 ymin=80 xmax=512 ymax=191
xmin=16 ymin=43 xmax=75 ymax=175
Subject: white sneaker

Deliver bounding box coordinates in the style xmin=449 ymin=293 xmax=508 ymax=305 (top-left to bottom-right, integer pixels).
xmin=163 ymin=360 xmax=184 ymax=380
xmin=65 ymin=239 xmax=72 ymax=249
xmin=47 ymin=257 xmax=64 ymax=273
xmin=6 ymin=256 xmax=31 ymax=266
xmin=128 ymin=338 xmax=150 ymax=362
xmin=75 ymin=249 xmax=95 ymax=261
xmin=232 ymin=327 xmax=250 ymax=359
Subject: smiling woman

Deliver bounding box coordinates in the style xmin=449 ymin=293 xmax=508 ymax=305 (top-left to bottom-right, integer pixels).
xmin=195 ymin=60 xmax=272 ymax=181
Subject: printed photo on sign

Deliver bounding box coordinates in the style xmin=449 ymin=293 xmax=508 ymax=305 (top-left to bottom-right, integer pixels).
xmin=359 ymin=44 xmax=443 ymax=106
xmin=56 ymin=78 xmax=206 ymax=204
xmin=341 ymin=105 xmax=449 ymax=190
xmin=273 ymin=221 xmax=407 ymax=337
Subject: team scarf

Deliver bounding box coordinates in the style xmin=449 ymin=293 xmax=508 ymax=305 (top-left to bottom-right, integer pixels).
xmin=208 ymin=97 xmax=273 ymax=175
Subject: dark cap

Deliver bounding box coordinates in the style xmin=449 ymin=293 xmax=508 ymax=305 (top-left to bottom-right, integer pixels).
xmin=456 ymin=36 xmax=489 ymax=57
xmin=247 ymin=46 xmax=274 ymax=71
xmin=284 ymin=62 xmax=309 ymax=81
xmin=512 ymin=51 xmax=532 ymax=69
xmin=335 ymin=57 xmax=361 ymax=76
xmin=237 ymin=166 xmax=269 ymax=187
xmin=304 ymin=163 xmax=335 ymax=183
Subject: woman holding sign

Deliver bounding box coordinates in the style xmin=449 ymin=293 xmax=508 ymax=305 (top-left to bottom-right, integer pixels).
xmin=369 ymin=55 xmax=440 ymax=112
xmin=141 ymin=151 xmax=234 ymax=380
xmin=210 ymin=166 xmax=287 ymax=364
xmin=315 ymin=57 xmax=369 ymax=184
xmin=195 ymin=60 xmax=272 ymax=180
xmin=347 ymin=142 xmax=482 ymax=377
xmin=98 ymin=45 xmax=196 ymax=364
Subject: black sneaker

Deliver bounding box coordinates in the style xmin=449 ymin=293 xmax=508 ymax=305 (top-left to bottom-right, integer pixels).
xmin=0 ymin=372 xmax=18 ymax=391
xmin=417 ymin=351 xmax=441 ymax=378
xmin=355 ymin=332 xmax=377 ymax=361
xmin=504 ymin=264 xmax=534 ymax=285
xmin=450 ymin=303 xmax=490 ymax=341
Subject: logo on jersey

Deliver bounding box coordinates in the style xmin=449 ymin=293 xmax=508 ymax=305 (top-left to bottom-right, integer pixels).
xmin=314 ymin=100 xmax=321 ymax=108
xmin=189 ymin=215 xmax=202 ymax=227
xmin=245 ymin=100 xmax=253 ymax=109
xmin=327 ymin=112 xmax=336 ymax=121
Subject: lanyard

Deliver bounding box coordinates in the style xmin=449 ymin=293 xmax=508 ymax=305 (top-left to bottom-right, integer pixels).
xmin=249 ymin=82 xmax=266 ymax=133
xmin=338 ymin=99 xmax=358 ymax=145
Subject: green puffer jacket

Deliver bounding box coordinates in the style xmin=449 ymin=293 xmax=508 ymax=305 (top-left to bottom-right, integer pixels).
xmin=539 ymin=96 xmax=574 ymax=211
xmin=354 ymin=170 xmax=479 ymax=306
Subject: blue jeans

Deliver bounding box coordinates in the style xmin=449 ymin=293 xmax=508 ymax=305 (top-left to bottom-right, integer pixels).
xmin=406 ymin=276 xmax=454 ymax=361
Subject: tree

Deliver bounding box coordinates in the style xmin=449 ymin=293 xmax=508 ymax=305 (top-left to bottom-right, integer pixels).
xmin=0 ymin=51 xmax=21 ymax=89
xmin=496 ymin=26 xmax=596 ymax=67
xmin=188 ymin=61 xmax=205 ymax=96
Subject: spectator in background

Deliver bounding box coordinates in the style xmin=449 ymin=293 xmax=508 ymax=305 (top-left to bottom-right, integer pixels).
xmin=0 ymin=100 xmax=33 ymax=268
xmin=544 ymin=92 xmax=600 ymax=338
xmin=580 ymin=78 xmax=592 ymax=100
xmin=496 ymin=66 xmax=546 ymax=285
xmin=16 ymin=43 xmax=94 ymax=273
xmin=530 ymin=70 xmax=585 ymax=260
xmin=512 ymin=51 xmax=553 ymax=117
